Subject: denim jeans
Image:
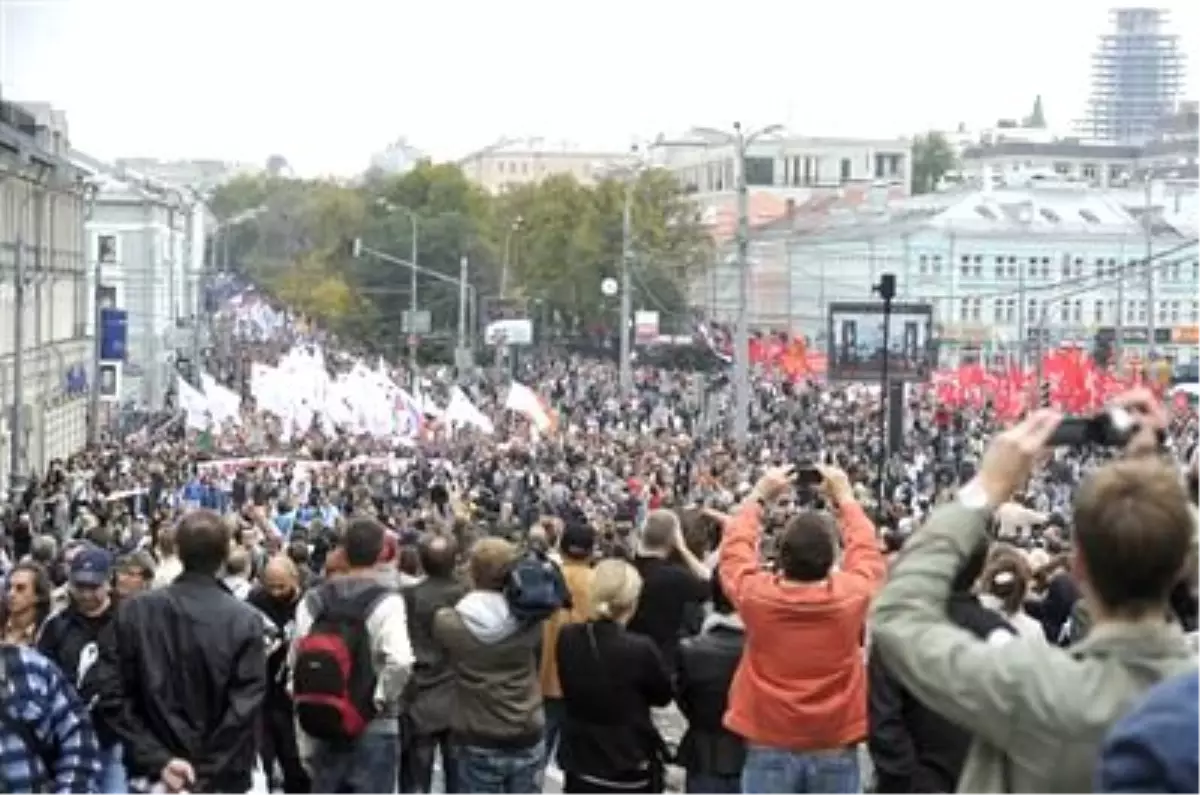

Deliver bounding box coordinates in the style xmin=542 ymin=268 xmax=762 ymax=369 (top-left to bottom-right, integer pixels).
xmin=309 ymin=731 xmax=399 ymax=793
xmin=741 ymin=744 xmax=861 ymax=794
xmin=401 ymin=728 xmax=458 ymax=794
xmin=455 ymin=739 xmax=544 ymax=794
xmin=685 ymin=771 xmax=743 ymax=793
xmin=98 ymin=743 xmax=128 ymax=794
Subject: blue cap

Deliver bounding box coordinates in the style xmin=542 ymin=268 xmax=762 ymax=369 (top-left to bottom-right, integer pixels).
xmin=70 ymin=545 xmax=113 ymax=587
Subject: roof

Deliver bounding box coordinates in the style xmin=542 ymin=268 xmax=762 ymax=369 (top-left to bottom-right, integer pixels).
xmin=962 ymin=139 xmax=1141 ymax=160
xmin=753 ymin=184 xmax=1200 ymax=241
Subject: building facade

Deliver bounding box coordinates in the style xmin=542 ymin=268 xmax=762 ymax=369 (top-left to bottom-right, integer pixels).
xmin=697 ymin=183 xmax=1200 ymax=367
xmin=649 ymin=130 xmax=911 ymax=201
xmin=1079 ymin=7 xmax=1186 ymax=144
xmin=79 ymin=165 xmax=201 ymax=410
xmin=458 ymin=138 xmax=633 ymax=193
xmin=0 ymin=98 xmax=92 ymax=492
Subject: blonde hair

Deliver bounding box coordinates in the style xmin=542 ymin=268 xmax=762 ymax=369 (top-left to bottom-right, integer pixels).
xmin=589 ymin=559 xmax=643 ymax=621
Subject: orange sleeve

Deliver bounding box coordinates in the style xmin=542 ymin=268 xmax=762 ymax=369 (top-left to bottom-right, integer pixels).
xmin=836 ymin=500 xmax=886 ymax=596
xmin=718 ymin=500 xmax=765 ymax=610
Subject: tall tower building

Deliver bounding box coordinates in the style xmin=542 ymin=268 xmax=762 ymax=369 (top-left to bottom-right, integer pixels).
xmin=1080 ymin=7 xmax=1185 ymax=143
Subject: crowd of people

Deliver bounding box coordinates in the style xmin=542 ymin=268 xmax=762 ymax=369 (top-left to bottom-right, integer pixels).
xmin=0 ymin=287 xmax=1197 ymax=794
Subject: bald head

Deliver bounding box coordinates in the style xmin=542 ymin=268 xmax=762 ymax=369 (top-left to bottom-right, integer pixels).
xmin=261 ymin=555 xmax=300 ymax=602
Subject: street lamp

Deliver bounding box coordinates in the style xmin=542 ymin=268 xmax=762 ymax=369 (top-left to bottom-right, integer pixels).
xmin=500 ymin=216 xmax=523 ymax=299
xmin=690 ymin=122 xmax=783 ymax=444
xmin=595 ymin=144 xmax=647 ymax=396
xmin=376 ymin=199 xmax=421 ymax=380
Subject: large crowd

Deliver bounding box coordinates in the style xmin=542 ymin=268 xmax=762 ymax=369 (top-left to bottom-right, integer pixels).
xmin=0 ymin=287 xmax=1196 ymax=794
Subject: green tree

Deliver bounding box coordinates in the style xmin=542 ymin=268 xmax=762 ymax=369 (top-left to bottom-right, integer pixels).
xmin=494 ymin=169 xmax=709 ymax=331
xmin=911 ymin=132 xmax=958 ymax=195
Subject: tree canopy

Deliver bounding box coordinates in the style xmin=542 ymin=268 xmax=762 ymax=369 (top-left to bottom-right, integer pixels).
xmin=210 ymin=161 xmax=711 ymax=357
xmin=911 ymin=132 xmax=959 ymax=195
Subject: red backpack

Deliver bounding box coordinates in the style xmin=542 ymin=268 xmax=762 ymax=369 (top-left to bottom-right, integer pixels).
xmin=292 ymin=584 xmax=389 ymax=742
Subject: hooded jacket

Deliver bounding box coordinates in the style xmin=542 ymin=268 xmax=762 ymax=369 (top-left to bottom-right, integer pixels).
xmin=433 ymin=590 xmax=544 ymax=749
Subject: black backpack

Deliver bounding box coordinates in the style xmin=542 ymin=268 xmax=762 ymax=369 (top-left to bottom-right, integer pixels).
xmin=504 ymin=550 xmax=571 ymax=624
xmin=292 ymin=584 xmax=388 ymax=742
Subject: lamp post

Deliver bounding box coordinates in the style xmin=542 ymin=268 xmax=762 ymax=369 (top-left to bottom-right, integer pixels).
xmin=690 ymin=123 xmax=783 ymax=444
xmin=500 ymin=216 xmax=523 ymax=299
xmin=376 ymin=200 xmax=421 ymax=383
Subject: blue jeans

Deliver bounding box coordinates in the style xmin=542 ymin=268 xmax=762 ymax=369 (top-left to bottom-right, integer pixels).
xmin=686 ymin=771 xmax=742 ymax=793
xmin=741 ymin=744 xmax=860 ymax=794
xmin=456 ymin=740 xmax=544 ymax=794
xmin=309 ymin=732 xmax=399 ymax=793
xmin=98 ymin=743 xmax=128 ymax=794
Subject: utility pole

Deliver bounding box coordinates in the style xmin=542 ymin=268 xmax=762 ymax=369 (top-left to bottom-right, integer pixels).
xmin=408 ymin=217 xmax=419 ymax=384
xmin=1144 ymin=177 xmax=1156 ymax=369
xmin=1115 ymin=235 xmax=1126 ymax=372
xmin=457 ymin=254 xmax=470 ymax=375
xmin=732 ymin=122 xmax=751 ymax=444
xmin=618 ymin=157 xmax=635 ymax=395
xmin=688 ymin=122 xmax=782 ymax=445
xmin=85 ymin=186 xmax=101 ymax=446
xmin=181 ymin=195 xmax=194 ymax=392
xmin=10 ymin=214 xmax=27 ymax=494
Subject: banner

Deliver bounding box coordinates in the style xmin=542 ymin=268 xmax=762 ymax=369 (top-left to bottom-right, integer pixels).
xmin=100 ymin=308 xmax=128 ymax=361
xmin=634 ymin=311 xmax=660 ymax=345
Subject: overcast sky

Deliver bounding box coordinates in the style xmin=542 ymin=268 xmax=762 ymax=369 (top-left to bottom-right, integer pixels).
xmin=2 ymin=0 xmax=1197 ymax=176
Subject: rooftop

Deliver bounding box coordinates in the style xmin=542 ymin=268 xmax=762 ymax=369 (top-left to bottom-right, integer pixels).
xmin=755 ymin=183 xmax=1199 ymax=240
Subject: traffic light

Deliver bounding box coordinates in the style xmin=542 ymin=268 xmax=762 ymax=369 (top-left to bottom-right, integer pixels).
xmin=1039 ymin=380 xmax=1052 ymax=408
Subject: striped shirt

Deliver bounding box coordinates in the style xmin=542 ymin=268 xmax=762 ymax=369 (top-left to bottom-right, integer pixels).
xmin=0 ymin=643 xmax=102 ymax=793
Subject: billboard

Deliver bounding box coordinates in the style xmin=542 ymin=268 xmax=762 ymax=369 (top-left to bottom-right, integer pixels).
xmin=826 ymin=301 xmax=935 ymax=382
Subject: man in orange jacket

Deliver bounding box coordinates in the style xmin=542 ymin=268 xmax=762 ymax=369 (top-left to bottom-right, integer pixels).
xmin=718 ymin=464 xmax=885 ymax=794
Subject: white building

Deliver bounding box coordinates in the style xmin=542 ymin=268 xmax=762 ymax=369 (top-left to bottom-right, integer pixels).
xmin=0 ymin=98 xmax=91 ymax=491
xmin=458 ymin=138 xmax=634 ymax=193
xmin=73 ymin=154 xmax=206 ymax=409
xmin=698 ymin=181 xmax=1199 ymax=367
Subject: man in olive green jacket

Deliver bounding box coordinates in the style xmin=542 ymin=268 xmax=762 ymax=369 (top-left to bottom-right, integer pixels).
xmin=872 ymin=402 xmax=1197 ymax=793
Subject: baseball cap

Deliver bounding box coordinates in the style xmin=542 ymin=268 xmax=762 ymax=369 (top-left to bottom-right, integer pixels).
xmin=70 ymin=545 xmax=113 ymax=588
xmin=560 ymin=522 xmax=596 ymax=558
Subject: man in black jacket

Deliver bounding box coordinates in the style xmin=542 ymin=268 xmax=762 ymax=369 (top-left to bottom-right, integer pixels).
xmin=246 ymin=555 xmax=309 ymax=793
xmin=400 ymin=534 xmax=467 ymax=793
xmin=867 ymin=543 xmax=1015 ymax=793
xmin=676 ymin=576 xmax=745 ymax=793
xmin=92 ymin=509 xmax=267 ymax=793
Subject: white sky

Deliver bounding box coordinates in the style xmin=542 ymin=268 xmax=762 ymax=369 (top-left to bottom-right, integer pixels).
xmin=2 ymin=0 xmax=1197 ymax=177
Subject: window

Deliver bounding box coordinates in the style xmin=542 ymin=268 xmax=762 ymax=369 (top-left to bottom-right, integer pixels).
xmin=971 ymin=299 xmax=982 ymax=321
xmin=931 ymin=255 xmax=943 ymax=275
xmin=1004 ymin=298 xmax=1016 ymax=323
xmin=1073 ymin=300 xmax=1083 ymax=323
xmin=839 ymin=158 xmax=852 ymax=182
xmin=1027 ymin=299 xmax=1039 ymax=323
xmin=97 ymin=285 xmax=118 ymax=310
xmin=918 ymin=254 xmax=928 ymax=275
xmin=1040 ymin=257 xmax=1051 ymax=279
xmin=1039 ymin=207 xmax=1061 ymax=223
xmin=994 ymin=262 xmax=1005 ymax=279
xmin=1073 ymin=257 xmax=1084 ymax=277
xmin=1028 ymin=257 xmax=1040 ymax=278
xmin=1192 ymin=301 xmax=1199 ymax=322
xmin=973 ymin=262 xmax=984 ymax=278
xmin=1079 ymin=209 xmax=1101 ymax=224
xmin=1081 ymin=164 xmax=1098 ymax=181
xmin=960 ymin=255 xmax=971 ymax=278
xmin=1193 ymin=260 xmax=1199 ymax=281
xmin=975 ymin=205 xmax=998 ymax=220
xmin=1094 ymin=299 xmax=1105 ymax=324
xmin=960 ymin=300 xmax=971 ymax=321
xmin=1169 ymin=300 xmax=1180 ymax=323
xmin=743 ymin=157 xmax=775 ymax=187
xmin=97 ymin=234 xmax=117 ymax=264
xmin=1158 ymin=302 xmax=1169 ymax=324
xmin=1169 ymin=261 xmax=1181 ymax=282
xmin=1061 ymin=254 xmax=1073 ymax=279
xmin=1108 ymin=164 xmax=1125 ymax=183
xmin=1053 ymin=161 xmax=1071 ymax=175
xmin=1137 ymin=300 xmax=1147 ymax=322
xmin=993 ymin=300 xmax=1004 ymax=322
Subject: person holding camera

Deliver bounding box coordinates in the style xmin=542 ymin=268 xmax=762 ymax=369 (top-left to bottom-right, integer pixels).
xmin=717 ymin=462 xmax=885 ymax=794
xmin=871 ymin=391 xmax=1197 ymax=793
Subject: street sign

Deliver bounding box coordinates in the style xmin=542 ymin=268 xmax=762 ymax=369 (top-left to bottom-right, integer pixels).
xmin=401 ymin=310 xmax=432 ymax=334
